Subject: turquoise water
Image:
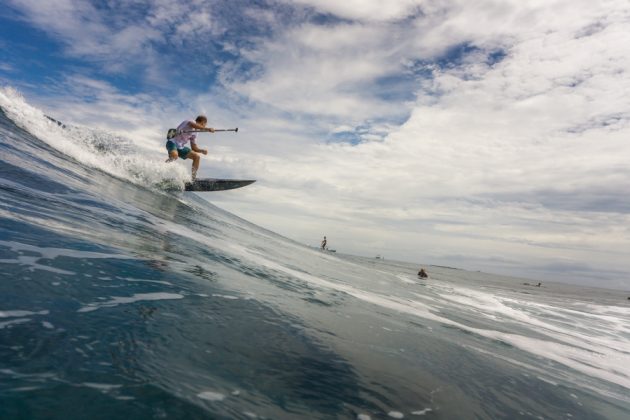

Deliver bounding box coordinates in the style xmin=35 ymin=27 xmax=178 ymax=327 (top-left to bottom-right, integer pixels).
xmin=1 ymin=89 xmax=630 ymax=419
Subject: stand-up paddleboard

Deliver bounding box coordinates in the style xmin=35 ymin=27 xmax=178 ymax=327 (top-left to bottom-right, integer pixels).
xmin=184 ymin=178 xmax=255 ymax=192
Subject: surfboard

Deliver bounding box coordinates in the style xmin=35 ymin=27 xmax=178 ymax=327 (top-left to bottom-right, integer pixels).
xmin=184 ymin=178 xmax=256 ymax=192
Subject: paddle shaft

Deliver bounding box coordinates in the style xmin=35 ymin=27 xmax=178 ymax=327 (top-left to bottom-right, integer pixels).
xmin=182 ymin=128 xmax=238 ymax=134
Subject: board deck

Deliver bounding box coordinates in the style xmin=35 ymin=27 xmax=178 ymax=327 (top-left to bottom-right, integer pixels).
xmin=184 ymin=178 xmax=256 ymax=192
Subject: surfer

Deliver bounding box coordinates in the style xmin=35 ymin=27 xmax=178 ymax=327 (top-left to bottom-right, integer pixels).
xmin=418 ymin=268 xmax=428 ymax=278
xmin=321 ymin=236 xmax=327 ymax=250
xmin=166 ymin=115 xmax=214 ymax=181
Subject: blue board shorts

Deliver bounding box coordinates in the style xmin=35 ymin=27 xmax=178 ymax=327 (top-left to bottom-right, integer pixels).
xmin=166 ymin=140 xmax=191 ymax=159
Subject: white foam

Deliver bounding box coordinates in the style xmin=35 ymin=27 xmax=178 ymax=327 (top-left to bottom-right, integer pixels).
xmin=583 ymin=304 xmax=630 ymax=317
xmin=425 ymin=287 xmax=630 ymax=388
xmin=0 ymin=240 xmax=133 ymax=260
xmin=121 ymin=277 xmax=173 ymax=286
xmin=0 ymin=310 xmax=49 ymax=318
xmin=0 ymin=256 xmax=75 ymax=275
xmin=436 ymin=287 xmax=630 ymax=347
xmin=81 ymin=382 xmax=122 ymax=392
xmin=197 ymin=391 xmax=226 ymax=401
xmin=411 ymin=408 xmax=432 ymax=415
xmin=0 ymin=87 xmax=189 ymax=187
xmin=0 ymin=240 xmax=133 ymax=276
xmin=0 ymin=369 xmax=57 ymax=380
xmin=0 ymin=319 xmax=31 ymax=329
xmin=212 ymin=294 xmax=239 ymax=300
xmin=7 ymin=386 xmax=41 ymax=392
xmin=396 ymin=274 xmax=416 ymax=284
xmin=388 ymin=411 xmax=404 ymax=418
xmin=77 ymin=292 xmax=184 ymax=312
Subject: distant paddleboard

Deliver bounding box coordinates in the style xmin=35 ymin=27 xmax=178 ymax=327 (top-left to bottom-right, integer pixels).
xmin=184 ymin=178 xmax=255 ymax=192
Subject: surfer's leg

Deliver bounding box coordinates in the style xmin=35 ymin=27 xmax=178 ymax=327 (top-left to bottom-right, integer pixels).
xmin=165 ymin=149 xmax=178 ymax=163
xmin=189 ymin=151 xmax=201 ymax=180
xmin=165 ymin=141 xmax=179 ymax=162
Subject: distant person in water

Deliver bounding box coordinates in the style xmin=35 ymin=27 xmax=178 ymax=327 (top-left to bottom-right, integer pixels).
xmin=321 ymin=236 xmax=327 ymax=250
xmin=523 ymin=282 xmax=542 ymax=287
xmin=418 ymin=268 xmax=428 ymax=278
xmin=166 ymin=115 xmax=214 ymax=181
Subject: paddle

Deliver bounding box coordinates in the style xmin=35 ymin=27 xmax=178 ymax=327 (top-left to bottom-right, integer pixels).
xmin=182 ymin=128 xmax=238 ymax=133
xmin=166 ymin=127 xmax=238 ymax=140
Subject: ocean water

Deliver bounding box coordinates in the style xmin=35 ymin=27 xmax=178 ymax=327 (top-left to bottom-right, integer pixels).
xmin=1 ymin=88 xmax=629 ymax=419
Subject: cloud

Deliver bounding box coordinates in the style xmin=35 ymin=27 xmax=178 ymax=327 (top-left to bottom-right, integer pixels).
xmin=283 ymin=0 xmax=422 ymax=22
xmin=4 ymin=0 xmax=226 ymax=83
xmin=226 ymin=22 xmax=406 ymax=120
xmin=0 ymin=63 xmax=15 ymax=73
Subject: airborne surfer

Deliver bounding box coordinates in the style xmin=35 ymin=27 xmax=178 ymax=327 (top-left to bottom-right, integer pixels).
xmin=166 ymin=115 xmax=214 ymax=181
xmin=164 ymin=118 xmax=249 ymax=191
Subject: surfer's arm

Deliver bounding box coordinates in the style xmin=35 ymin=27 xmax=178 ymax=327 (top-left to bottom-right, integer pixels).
xmin=188 ymin=121 xmax=215 ymax=132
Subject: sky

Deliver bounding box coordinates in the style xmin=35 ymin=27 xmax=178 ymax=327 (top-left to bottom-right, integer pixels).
xmin=2 ymin=0 xmax=630 ymax=290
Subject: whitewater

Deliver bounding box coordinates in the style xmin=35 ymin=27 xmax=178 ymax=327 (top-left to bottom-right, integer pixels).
xmin=1 ymin=87 xmax=629 ymax=419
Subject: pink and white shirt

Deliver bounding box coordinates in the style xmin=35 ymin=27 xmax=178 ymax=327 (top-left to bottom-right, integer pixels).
xmin=171 ymin=120 xmax=198 ymax=149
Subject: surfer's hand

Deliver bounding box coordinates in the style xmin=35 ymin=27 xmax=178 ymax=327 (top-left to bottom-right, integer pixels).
xmin=202 ymin=149 xmax=208 ymax=155
xmin=207 ymin=128 xmax=215 ymax=133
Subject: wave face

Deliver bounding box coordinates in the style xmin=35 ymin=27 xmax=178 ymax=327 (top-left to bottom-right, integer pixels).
xmin=1 ymin=88 xmax=630 ymax=419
